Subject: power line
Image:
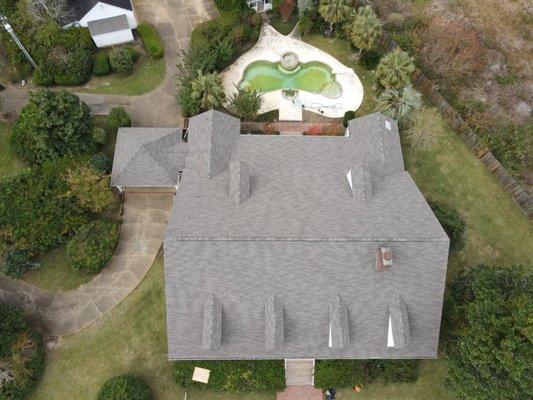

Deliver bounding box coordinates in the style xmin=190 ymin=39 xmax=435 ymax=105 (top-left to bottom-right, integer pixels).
xmin=0 ymin=14 xmax=37 ymax=68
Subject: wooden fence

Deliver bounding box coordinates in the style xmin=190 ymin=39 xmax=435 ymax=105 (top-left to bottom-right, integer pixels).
xmin=377 ymin=33 xmax=533 ymax=218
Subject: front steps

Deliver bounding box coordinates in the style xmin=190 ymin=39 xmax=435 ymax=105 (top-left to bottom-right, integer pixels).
xmin=285 ymin=359 xmax=315 ymax=386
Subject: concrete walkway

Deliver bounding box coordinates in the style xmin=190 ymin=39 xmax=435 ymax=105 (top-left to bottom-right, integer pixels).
xmin=0 ymin=0 xmax=219 ymax=126
xmin=0 ymin=193 xmax=173 ymax=336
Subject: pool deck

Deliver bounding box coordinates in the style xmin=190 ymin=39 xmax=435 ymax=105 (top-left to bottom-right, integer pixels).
xmin=221 ymin=25 xmax=364 ymax=120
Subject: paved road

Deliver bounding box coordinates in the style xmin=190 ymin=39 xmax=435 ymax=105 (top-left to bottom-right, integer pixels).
xmin=0 ymin=193 xmax=173 ymax=336
xmin=1 ymin=0 xmax=219 ymax=127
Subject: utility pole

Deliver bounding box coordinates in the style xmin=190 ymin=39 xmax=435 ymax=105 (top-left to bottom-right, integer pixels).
xmin=0 ymin=14 xmax=37 ymax=68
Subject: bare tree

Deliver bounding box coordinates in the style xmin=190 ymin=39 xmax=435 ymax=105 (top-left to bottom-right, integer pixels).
xmin=26 ymin=0 xmax=72 ymax=24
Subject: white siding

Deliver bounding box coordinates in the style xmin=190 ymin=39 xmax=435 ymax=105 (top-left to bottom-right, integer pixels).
xmin=92 ymin=29 xmax=134 ymax=48
xmin=79 ymin=2 xmax=137 ymax=29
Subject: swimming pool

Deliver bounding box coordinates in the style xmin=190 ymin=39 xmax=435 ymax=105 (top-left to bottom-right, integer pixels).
xmin=239 ymin=60 xmax=342 ymax=99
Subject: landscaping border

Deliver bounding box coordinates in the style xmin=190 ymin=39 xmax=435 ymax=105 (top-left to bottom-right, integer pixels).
xmin=376 ymin=33 xmax=532 ymax=218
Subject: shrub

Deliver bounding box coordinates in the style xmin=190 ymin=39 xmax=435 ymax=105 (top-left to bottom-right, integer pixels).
xmin=97 ymin=374 xmax=152 ymax=400
xmin=137 ymin=23 xmax=164 ymax=59
xmin=63 ymin=164 xmax=115 ymax=213
xmin=404 ymin=107 xmax=443 ymax=150
xmin=0 ymin=303 xmax=26 ymax=358
xmin=359 ymin=49 xmax=381 ymax=70
xmin=213 ymin=0 xmax=247 ymax=12
xmin=90 ymin=152 xmax=112 ymax=174
xmin=53 ymin=49 xmax=93 ymax=85
xmin=444 ymin=265 xmax=532 ymax=400
xmin=10 ymin=89 xmax=95 ymax=165
xmin=428 ymin=201 xmax=465 ymax=254
xmin=230 ymin=87 xmax=263 ymax=120
xmin=191 ymin=70 xmax=226 ymax=112
xmin=314 ymin=359 xmax=420 ymax=388
xmin=174 ymin=360 xmax=285 ymax=392
xmin=107 ymin=107 xmax=132 ymax=131
xmin=92 ymin=127 xmax=107 ymax=145
xmin=93 ymin=52 xmax=110 ymax=76
xmin=343 ymin=110 xmax=356 ymax=127
xmin=0 ymin=158 xmax=87 ymax=254
xmin=109 ymin=47 xmax=136 ymax=75
xmin=375 ymin=47 xmax=415 ymax=89
xmin=67 ymin=220 xmax=119 ymax=274
xmin=1 ymin=247 xmax=40 ymax=279
xmin=279 ymin=0 xmax=295 ymax=23
xmin=32 ymin=66 xmax=54 ymax=86
xmin=0 ymin=304 xmax=44 ymax=400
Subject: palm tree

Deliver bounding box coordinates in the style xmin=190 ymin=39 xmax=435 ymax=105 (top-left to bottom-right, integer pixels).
xmin=190 ymin=70 xmax=226 ymax=112
xmin=319 ymin=0 xmax=354 ymax=32
xmin=375 ymin=85 xmax=421 ymax=128
xmin=345 ymin=5 xmax=382 ymax=55
xmin=375 ymin=47 xmax=415 ymax=89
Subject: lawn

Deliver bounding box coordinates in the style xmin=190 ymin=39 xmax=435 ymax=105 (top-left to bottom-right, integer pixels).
xmin=78 ymin=56 xmax=166 ymax=96
xmin=303 ymin=35 xmax=377 ymax=117
xmin=270 ymin=13 xmax=298 ymax=35
xmin=29 ymin=258 xmax=276 ymax=400
xmin=0 ymin=121 xmax=23 ymax=177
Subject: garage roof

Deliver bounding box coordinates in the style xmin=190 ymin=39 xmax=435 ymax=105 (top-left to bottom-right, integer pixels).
xmin=87 ymin=14 xmax=130 ymax=36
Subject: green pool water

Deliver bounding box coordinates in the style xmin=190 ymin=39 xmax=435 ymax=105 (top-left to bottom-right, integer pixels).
xmin=240 ymin=60 xmax=342 ymax=98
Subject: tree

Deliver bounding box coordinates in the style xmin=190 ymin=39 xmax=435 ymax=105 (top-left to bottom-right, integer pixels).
xmin=26 ymin=0 xmax=72 ymax=24
xmin=10 ymin=90 xmax=95 ymax=165
xmin=345 ymin=5 xmax=382 ymax=55
xmin=229 ymin=87 xmax=263 ymax=120
xmin=0 ymin=303 xmax=26 ymax=358
xmin=279 ymin=0 xmax=295 ymax=23
xmin=375 ymin=47 xmax=415 ymax=89
xmin=444 ymin=265 xmax=532 ymax=400
xmin=190 ymin=70 xmax=226 ymax=112
xmin=375 ymin=85 xmax=421 ymax=128
xmin=1 ymin=247 xmax=41 ymax=278
xmin=319 ymin=0 xmax=354 ymax=31
xmin=62 ymin=164 xmax=115 ymax=213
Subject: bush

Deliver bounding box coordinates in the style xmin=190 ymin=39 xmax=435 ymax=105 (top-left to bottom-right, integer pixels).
xmin=314 ymin=359 xmax=420 ymax=388
xmin=428 ymin=201 xmax=465 ymax=254
xmin=107 ymin=107 xmax=131 ymax=131
xmin=137 ymin=23 xmax=165 ymax=59
xmin=375 ymin=47 xmax=415 ymax=89
xmin=404 ymin=107 xmax=443 ymax=150
xmin=213 ymin=0 xmax=247 ymax=11
xmin=97 ymin=374 xmax=152 ymax=400
xmin=343 ymin=110 xmax=356 ymax=127
xmin=109 ymin=47 xmax=137 ymax=75
xmin=0 ymin=303 xmax=26 ymax=358
xmin=93 ymin=52 xmax=110 ymax=76
xmin=174 ymin=360 xmax=285 ymax=392
xmin=0 ymin=158 xmax=87 ymax=254
xmin=10 ymin=89 xmax=95 ymax=165
xmin=32 ymin=66 xmax=54 ymax=86
xmin=67 ymin=220 xmax=119 ymax=274
xmin=92 ymin=127 xmax=107 ymax=144
xmin=53 ymin=49 xmax=93 ymax=86
xmin=375 ymin=85 xmax=421 ymax=128
xmin=0 ymin=304 xmax=44 ymax=400
xmin=1 ymin=247 xmax=40 ymax=279
xmin=359 ymin=49 xmax=381 ymax=70
xmin=90 ymin=152 xmax=112 ymax=174
xmin=63 ymin=164 xmax=115 ymax=213
xmin=444 ymin=265 xmax=532 ymax=400
xmin=230 ymin=87 xmax=263 ymax=120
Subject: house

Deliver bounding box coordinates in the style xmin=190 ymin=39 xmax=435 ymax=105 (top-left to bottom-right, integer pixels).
xmin=64 ymin=0 xmax=137 ymax=47
xmin=111 ymin=110 xmax=449 ymax=360
xmin=247 ymin=0 xmax=272 ymax=13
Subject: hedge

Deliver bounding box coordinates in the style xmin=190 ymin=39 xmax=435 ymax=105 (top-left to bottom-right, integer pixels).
xmin=67 ymin=220 xmax=120 ymax=274
xmin=97 ymin=374 xmax=152 ymax=400
xmin=137 ymin=23 xmax=164 ymax=59
xmin=173 ymin=360 xmax=285 ymax=392
xmin=428 ymin=200 xmax=465 ymax=253
xmin=314 ymin=359 xmax=420 ymax=388
xmin=109 ymin=46 xmax=137 ymax=75
xmin=107 ymin=107 xmax=132 ymax=131
xmin=93 ymin=52 xmax=111 ymax=76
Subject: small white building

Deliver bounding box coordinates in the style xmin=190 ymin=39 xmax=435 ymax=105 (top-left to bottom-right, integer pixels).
xmin=64 ymin=0 xmax=137 ymax=47
xmin=247 ymin=0 xmax=272 ymax=13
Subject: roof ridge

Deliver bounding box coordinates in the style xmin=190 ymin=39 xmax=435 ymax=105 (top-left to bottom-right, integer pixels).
xmin=166 ymin=236 xmax=449 ymax=242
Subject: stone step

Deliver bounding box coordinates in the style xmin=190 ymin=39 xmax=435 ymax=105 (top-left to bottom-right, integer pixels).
xmin=285 ymin=359 xmax=315 ymax=386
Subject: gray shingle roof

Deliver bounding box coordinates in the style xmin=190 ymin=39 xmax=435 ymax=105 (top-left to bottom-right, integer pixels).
xmin=111 ymin=128 xmax=187 ymax=188
xmin=88 ymin=14 xmax=130 ymax=36
xmin=163 ymin=110 xmax=449 ymax=360
xmin=66 ymin=0 xmax=133 ymax=23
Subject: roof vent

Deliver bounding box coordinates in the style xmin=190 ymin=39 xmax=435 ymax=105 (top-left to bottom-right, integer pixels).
xmin=265 ymin=296 xmax=284 ymax=351
xmin=202 ymin=294 xmax=222 ymax=350
xmin=348 ymin=165 xmax=373 ymax=201
xmin=229 ymin=161 xmax=251 ymax=204
xmin=387 ymin=293 xmax=411 ymax=349
xmin=385 ymin=120 xmax=392 ymax=131
xmin=376 ymin=247 xmax=393 ymax=272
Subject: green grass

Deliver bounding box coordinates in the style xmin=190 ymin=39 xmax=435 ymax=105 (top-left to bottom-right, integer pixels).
xmin=270 ymin=13 xmax=298 ymax=35
xmin=303 ymin=35 xmax=377 ymax=116
xmin=22 ymin=244 xmax=93 ymax=291
xmin=29 ymin=258 xmax=276 ymax=400
xmin=78 ymin=56 xmax=166 ymax=96
xmin=0 ymin=121 xmax=24 ymax=177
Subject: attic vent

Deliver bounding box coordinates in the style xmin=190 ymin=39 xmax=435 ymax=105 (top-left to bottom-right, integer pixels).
xmin=385 ymin=120 xmax=392 ymax=131
xmin=376 ymin=247 xmax=393 ymax=272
